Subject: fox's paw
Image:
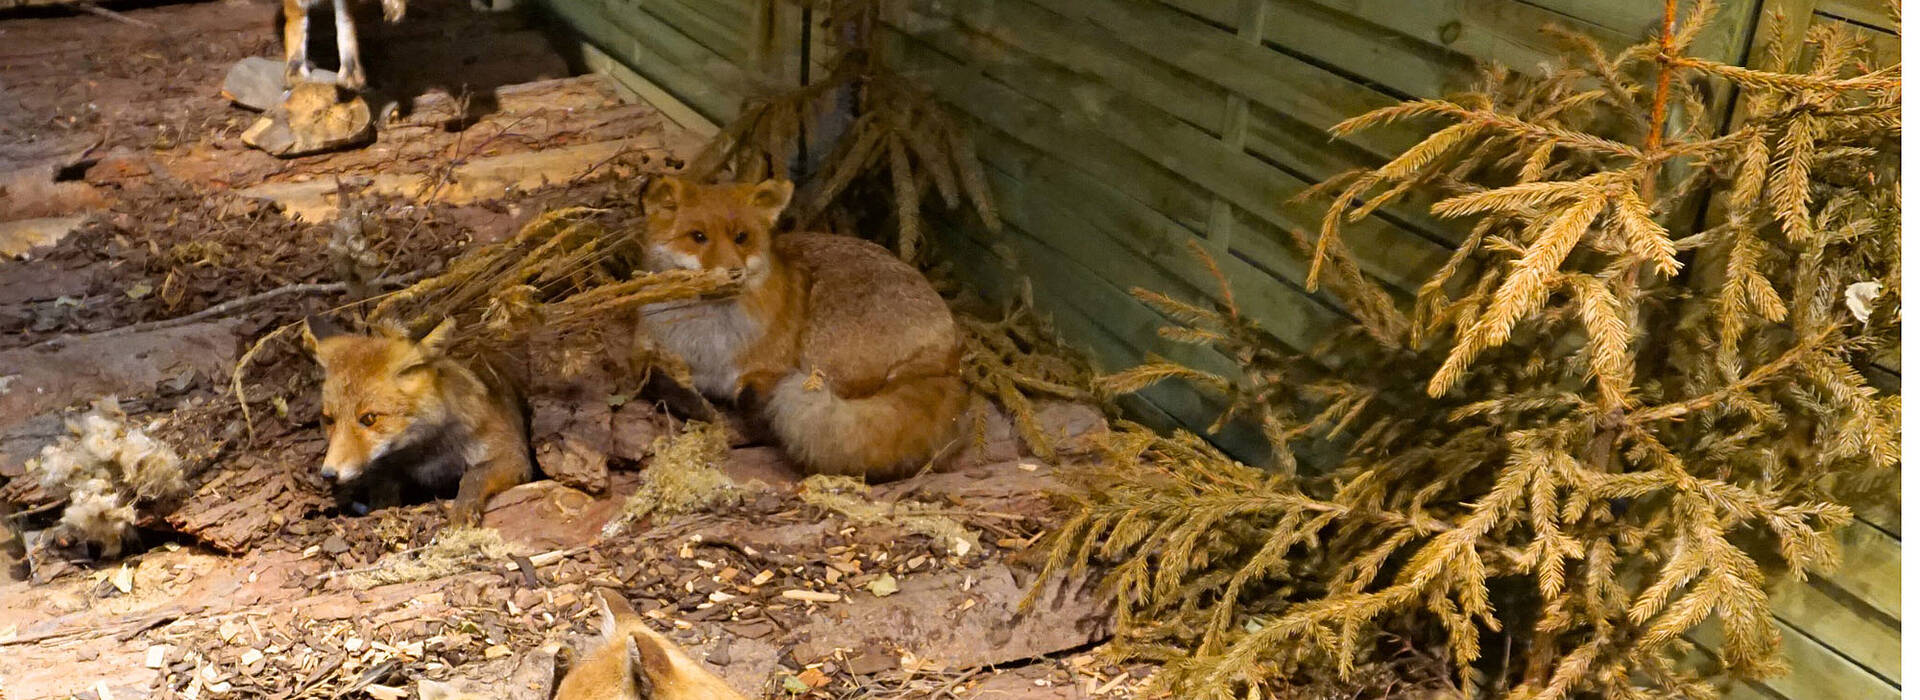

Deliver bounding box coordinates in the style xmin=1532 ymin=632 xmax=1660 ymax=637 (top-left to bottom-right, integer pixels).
xmin=335 ymin=62 xmax=367 ymax=92
xmin=445 ymin=499 xmax=483 ymax=528
xmin=735 ymin=370 xmax=785 ymax=405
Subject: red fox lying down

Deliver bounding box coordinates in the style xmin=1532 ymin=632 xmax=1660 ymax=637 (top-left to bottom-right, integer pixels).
xmin=637 ymin=177 xmax=970 ymax=480
xmin=415 ymin=590 xmax=748 ymax=700
xmin=303 ymin=317 xmax=532 ymax=526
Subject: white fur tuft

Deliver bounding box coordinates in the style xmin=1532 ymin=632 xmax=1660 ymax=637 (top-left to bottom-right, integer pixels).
xmin=24 ymin=396 xmax=190 ymax=560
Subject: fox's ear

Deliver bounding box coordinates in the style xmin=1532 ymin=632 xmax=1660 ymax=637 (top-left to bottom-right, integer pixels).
xmin=595 ymin=589 xmax=643 ymax=638
xmin=624 ymin=635 xmax=655 ymax=695
xmin=415 ymin=318 xmax=456 ymax=358
xmin=302 ymin=316 xmax=343 ymax=356
xmin=748 ymin=179 xmax=794 ymax=223
xmin=415 ymin=678 xmax=457 ymax=700
xmin=644 ymin=176 xmax=688 ymax=216
xmin=595 ymin=591 xmax=621 ymax=640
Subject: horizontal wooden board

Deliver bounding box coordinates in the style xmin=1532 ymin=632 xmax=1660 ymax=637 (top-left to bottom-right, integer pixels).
xmin=1513 ymin=0 xmax=1669 ymax=37
xmin=1161 ymin=0 xmax=1475 ymax=100
xmin=971 ymin=131 xmax=1354 ymax=354
xmin=1815 ymin=0 xmax=1901 ymax=30
xmin=914 ymin=0 xmax=1468 ymax=247
xmin=1768 ymin=574 xmax=1900 ymax=682
xmin=1292 ymin=0 xmax=1637 ymax=70
xmin=1825 ymin=522 xmax=1900 ymax=620
xmin=544 ymin=0 xmax=747 ymax=121
xmin=883 ymin=16 xmax=1456 ymax=295
xmin=636 ymin=0 xmax=749 ymax=62
xmin=1810 ymin=13 xmax=1902 ymax=64
xmin=578 ymin=43 xmax=721 ymax=136
xmin=1026 ymin=0 xmax=1423 ymax=159
xmin=1690 ymin=614 xmax=1898 ymax=700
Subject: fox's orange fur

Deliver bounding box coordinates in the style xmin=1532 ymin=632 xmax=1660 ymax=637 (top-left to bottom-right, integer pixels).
xmin=303 ymin=318 xmax=531 ymax=526
xmin=415 ymin=590 xmax=745 ymax=700
xmin=637 ymin=177 xmax=968 ymax=480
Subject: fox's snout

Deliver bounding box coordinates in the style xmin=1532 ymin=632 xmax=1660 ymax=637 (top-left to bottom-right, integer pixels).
xmin=319 ymin=454 xmax=366 ymax=483
xmin=319 ymin=428 xmax=371 ymax=484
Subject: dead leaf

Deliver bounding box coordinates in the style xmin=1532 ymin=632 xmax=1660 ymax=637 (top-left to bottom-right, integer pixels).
xmin=797 ymin=668 xmax=831 ymax=689
xmin=867 ymin=574 xmax=899 ymax=598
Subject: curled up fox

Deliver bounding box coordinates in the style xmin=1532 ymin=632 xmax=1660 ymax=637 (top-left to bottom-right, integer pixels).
xmin=637 ymin=176 xmax=970 ymax=479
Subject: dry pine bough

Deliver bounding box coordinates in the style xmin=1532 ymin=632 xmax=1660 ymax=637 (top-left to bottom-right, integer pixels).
xmin=1041 ymin=2 xmax=1899 ymax=698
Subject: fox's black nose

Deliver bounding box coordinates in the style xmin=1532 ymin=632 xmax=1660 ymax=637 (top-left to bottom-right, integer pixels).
xmin=321 ymin=466 xmax=337 ymax=480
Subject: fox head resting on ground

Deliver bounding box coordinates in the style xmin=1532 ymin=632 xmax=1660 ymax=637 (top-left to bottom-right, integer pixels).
xmin=640 ymin=176 xmax=793 ymax=281
xmin=302 ymin=317 xmax=531 ymax=526
xmin=414 ymin=589 xmax=747 ymax=700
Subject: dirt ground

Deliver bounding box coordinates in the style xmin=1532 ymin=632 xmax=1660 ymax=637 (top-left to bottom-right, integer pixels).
xmin=0 ymin=1 xmax=1146 ymax=697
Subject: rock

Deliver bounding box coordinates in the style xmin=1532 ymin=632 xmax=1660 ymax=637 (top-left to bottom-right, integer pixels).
xmin=0 ymin=321 xmax=243 ymax=439
xmin=221 ymin=57 xmax=338 ymax=112
xmin=481 ymin=481 xmax=618 ymax=551
xmin=534 ymin=436 xmax=608 ymax=494
xmin=241 ymin=83 xmax=373 ymax=158
xmin=788 ymin=565 xmax=1110 ymax=671
xmin=0 ymin=216 xmax=85 ymax=259
xmin=722 ymin=447 xmax=802 ymax=487
xmin=608 ymin=404 xmax=667 ymax=462
xmin=845 ymin=645 xmax=896 ymax=676
xmin=79 ymin=150 xmax=153 ymax=188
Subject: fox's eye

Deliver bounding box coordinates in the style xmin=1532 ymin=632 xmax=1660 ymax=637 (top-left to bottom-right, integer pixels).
xmin=320 ymin=414 xmax=334 ymax=426
xmin=359 ymin=412 xmax=378 ymax=427
xmin=733 ymin=232 xmax=748 ymax=245
xmin=688 ymin=230 xmax=708 ymax=244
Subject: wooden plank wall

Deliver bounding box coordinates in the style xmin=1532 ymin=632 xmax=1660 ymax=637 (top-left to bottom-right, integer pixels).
xmin=531 ymin=0 xmax=1900 ymax=697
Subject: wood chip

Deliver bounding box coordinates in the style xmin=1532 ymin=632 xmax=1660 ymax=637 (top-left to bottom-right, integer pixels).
xmin=780 ymin=590 xmax=840 ymax=603
xmin=145 ymin=644 xmax=173 ymax=669
xmin=111 ymin=564 xmax=134 ymax=594
xmin=484 ymin=644 xmax=512 ymax=659
xmin=750 ymin=570 xmax=775 ymax=586
xmin=364 ymin=684 xmax=406 ymax=700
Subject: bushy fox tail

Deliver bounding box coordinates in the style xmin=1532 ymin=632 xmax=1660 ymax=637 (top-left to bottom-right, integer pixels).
xmin=764 ymin=372 xmax=969 ymax=481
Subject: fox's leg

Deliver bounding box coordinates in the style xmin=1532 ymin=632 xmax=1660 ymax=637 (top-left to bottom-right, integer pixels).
xmin=332 ymin=0 xmax=365 ymax=90
xmin=447 ymin=452 xmax=530 ymax=527
xmin=283 ymin=0 xmax=313 ymax=83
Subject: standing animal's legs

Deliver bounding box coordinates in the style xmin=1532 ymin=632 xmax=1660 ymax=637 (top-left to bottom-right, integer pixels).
xmin=333 ymin=0 xmax=365 ymax=90
xmin=282 ymin=0 xmax=313 ymax=83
